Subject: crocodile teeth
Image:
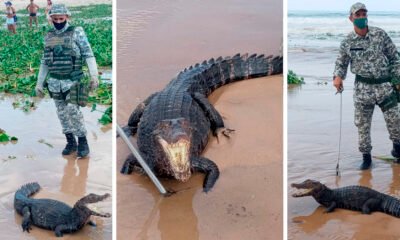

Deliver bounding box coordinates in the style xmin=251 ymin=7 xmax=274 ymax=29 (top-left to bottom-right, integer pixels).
xmin=292 ymin=188 xmax=313 ymax=197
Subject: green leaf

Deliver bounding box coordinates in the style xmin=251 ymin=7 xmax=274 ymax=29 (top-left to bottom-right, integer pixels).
xmin=0 ymin=133 xmax=10 ymax=142
xmin=38 ymin=139 xmax=54 ymax=148
xmin=91 ymin=103 xmax=97 ymax=112
xmin=288 ymin=70 xmax=305 ymax=85
xmin=98 ymin=113 xmax=112 ymax=125
xmin=373 ymin=155 xmax=396 ymax=162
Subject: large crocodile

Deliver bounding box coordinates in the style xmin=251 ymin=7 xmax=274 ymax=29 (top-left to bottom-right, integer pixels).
xmin=121 ymin=53 xmax=283 ymax=192
xmin=14 ymin=182 xmax=111 ymax=237
xmin=291 ymin=179 xmax=400 ymax=217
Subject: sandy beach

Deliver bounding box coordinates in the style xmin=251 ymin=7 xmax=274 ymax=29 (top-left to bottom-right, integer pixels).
xmin=117 ymin=0 xmax=283 ymax=239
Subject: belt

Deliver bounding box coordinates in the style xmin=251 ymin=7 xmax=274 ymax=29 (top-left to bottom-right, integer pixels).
xmin=49 ymin=73 xmax=71 ymax=80
xmin=355 ymin=75 xmax=391 ymax=84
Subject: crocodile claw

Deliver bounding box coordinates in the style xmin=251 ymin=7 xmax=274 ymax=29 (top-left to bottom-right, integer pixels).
xmin=221 ymin=128 xmax=235 ymax=138
xmin=22 ymin=221 xmax=32 ymax=233
xmin=214 ymin=128 xmax=235 ymax=143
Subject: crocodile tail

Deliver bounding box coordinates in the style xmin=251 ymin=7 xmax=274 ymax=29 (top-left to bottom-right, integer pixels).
xmin=15 ymin=182 xmax=41 ymax=199
xmin=202 ymin=53 xmax=283 ymax=94
xmin=381 ymin=196 xmax=400 ymax=217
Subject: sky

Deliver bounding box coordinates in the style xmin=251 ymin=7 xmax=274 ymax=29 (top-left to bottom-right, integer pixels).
xmin=288 ymin=0 xmax=400 ymax=12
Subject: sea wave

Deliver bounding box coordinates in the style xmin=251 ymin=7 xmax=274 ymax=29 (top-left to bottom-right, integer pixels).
xmin=289 ymin=11 xmax=400 ymax=48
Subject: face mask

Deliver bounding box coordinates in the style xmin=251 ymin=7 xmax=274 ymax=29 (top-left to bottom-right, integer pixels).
xmin=353 ymin=18 xmax=368 ymax=29
xmin=53 ymin=21 xmax=67 ymax=30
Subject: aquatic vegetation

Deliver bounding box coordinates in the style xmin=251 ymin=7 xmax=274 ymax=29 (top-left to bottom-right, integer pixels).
xmin=2 ymin=155 xmax=16 ymax=162
xmin=98 ymin=106 xmax=112 ymax=125
xmin=12 ymin=95 xmax=36 ymax=112
xmin=288 ymin=70 xmax=305 ymax=84
xmin=91 ymin=104 xmax=112 ymax=125
xmin=88 ymin=81 xmax=112 ymax=105
xmin=0 ymin=4 xmax=112 ymax=98
xmin=0 ymin=128 xmax=18 ymax=143
xmin=1 ymin=4 xmax=112 ymax=123
xmin=38 ymin=139 xmax=54 ymax=148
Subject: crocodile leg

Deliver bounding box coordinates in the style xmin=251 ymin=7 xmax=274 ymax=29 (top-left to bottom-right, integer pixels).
xmin=324 ymin=202 xmax=337 ymax=213
xmin=54 ymin=224 xmax=76 ymax=237
xmin=21 ymin=206 xmax=32 ymax=233
xmin=192 ymin=92 xmax=234 ymax=138
xmin=191 ymin=156 xmax=220 ymax=192
xmin=120 ymin=154 xmax=143 ymax=174
xmin=362 ymin=198 xmax=381 ymax=214
xmin=122 ymin=92 xmax=158 ymax=137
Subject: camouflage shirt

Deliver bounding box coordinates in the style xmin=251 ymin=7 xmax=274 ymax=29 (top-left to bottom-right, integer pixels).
xmin=42 ymin=22 xmax=94 ymax=93
xmin=334 ymin=26 xmax=400 ymax=80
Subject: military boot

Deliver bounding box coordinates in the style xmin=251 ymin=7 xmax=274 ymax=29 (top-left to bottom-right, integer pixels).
xmin=62 ymin=133 xmax=77 ymax=155
xmin=360 ymin=153 xmax=372 ymax=170
xmin=77 ymin=136 xmax=90 ymax=158
xmin=391 ymin=143 xmax=400 ymax=163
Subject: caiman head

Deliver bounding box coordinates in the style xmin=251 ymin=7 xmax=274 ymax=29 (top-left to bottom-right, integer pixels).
xmin=74 ymin=193 xmax=111 ymax=218
xmin=153 ymin=118 xmax=192 ymax=182
xmin=291 ymin=179 xmax=327 ymax=198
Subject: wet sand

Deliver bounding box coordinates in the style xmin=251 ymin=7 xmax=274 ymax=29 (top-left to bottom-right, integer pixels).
xmin=0 ymin=95 xmax=112 ymax=239
xmin=117 ymin=0 xmax=282 ymax=239
xmin=288 ymin=51 xmax=400 ymax=239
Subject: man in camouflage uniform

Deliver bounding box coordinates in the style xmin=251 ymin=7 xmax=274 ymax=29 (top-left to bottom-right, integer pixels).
xmin=333 ymin=2 xmax=400 ymax=170
xmin=35 ymin=4 xmax=99 ymax=158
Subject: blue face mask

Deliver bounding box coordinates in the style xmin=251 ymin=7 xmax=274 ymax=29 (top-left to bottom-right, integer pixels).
xmin=354 ymin=18 xmax=368 ymax=29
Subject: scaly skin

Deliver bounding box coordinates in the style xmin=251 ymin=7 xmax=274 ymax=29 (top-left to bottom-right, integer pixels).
xmin=291 ymin=179 xmax=400 ymax=217
xmin=14 ymin=183 xmax=111 ymax=237
xmin=121 ymin=53 xmax=283 ymax=192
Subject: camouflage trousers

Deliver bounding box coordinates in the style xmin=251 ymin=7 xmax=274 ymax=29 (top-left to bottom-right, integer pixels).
xmin=54 ymin=99 xmax=87 ymax=137
xmin=353 ymin=81 xmax=400 ymax=153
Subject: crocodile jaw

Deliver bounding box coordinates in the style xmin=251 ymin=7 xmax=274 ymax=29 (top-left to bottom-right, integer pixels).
xmin=292 ymin=188 xmax=313 ymax=197
xmin=158 ymin=137 xmax=191 ymax=181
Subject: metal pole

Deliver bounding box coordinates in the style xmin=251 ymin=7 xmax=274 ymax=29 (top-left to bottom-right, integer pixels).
xmin=117 ymin=124 xmax=169 ymax=195
xmin=336 ymin=90 xmax=343 ymax=176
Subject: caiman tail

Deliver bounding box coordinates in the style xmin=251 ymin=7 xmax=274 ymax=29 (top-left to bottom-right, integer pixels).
xmin=178 ymin=53 xmax=283 ymax=96
xmin=15 ymin=182 xmax=41 ymax=199
xmin=14 ymin=182 xmax=41 ymax=214
xmin=381 ymin=195 xmax=400 ymax=217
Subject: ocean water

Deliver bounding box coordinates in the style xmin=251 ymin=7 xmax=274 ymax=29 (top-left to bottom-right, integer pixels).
xmin=288 ymin=11 xmax=400 ymax=82
xmin=289 ymin=11 xmax=400 ymax=51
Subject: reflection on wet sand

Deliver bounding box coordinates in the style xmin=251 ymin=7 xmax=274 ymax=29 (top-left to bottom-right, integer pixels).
xmin=136 ymin=182 xmax=200 ymax=240
xmin=389 ymin=164 xmax=400 ymax=196
xmin=61 ymin=156 xmax=89 ymax=197
xmin=358 ymin=170 xmax=372 ymax=188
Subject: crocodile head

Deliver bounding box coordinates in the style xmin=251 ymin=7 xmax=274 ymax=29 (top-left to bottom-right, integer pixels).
xmin=154 ymin=118 xmax=192 ymax=182
xmin=291 ymin=179 xmax=326 ymax=197
xmin=74 ymin=193 xmax=111 ymax=218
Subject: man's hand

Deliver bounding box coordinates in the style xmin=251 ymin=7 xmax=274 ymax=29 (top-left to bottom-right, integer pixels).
xmin=35 ymin=85 xmax=44 ymax=98
xmin=90 ymin=76 xmax=99 ymax=91
xmin=333 ymin=76 xmax=344 ymax=92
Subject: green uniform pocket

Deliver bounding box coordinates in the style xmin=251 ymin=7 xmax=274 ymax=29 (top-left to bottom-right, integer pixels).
xmin=69 ymin=82 xmax=89 ymax=107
